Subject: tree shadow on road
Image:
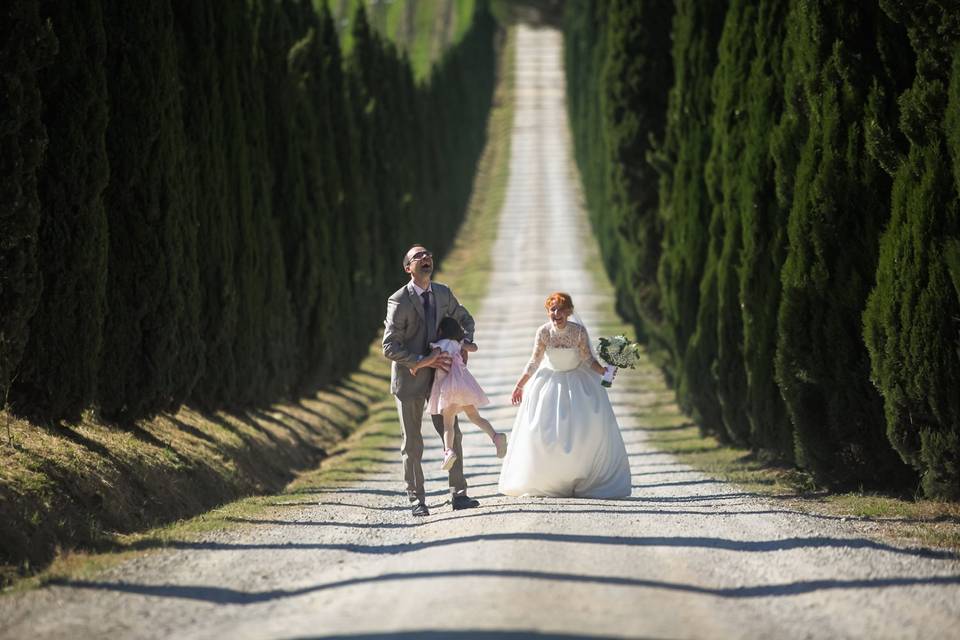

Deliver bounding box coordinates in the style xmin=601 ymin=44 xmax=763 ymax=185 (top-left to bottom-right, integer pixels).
xmin=121 ymin=530 xmax=957 ymax=561
xmin=222 ymin=504 xmax=891 ymax=530
xmin=295 ymin=632 xmax=642 ymax=640
xmin=52 ymin=569 xmax=960 ymax=605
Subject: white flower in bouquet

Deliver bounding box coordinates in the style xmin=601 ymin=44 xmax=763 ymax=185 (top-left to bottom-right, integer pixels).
xmin=595 ymin=335 xmax=642 ymax=387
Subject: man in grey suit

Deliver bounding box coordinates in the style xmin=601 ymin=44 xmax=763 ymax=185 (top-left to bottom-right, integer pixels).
xmin=382 ymin=244 xmax=481 ymax=516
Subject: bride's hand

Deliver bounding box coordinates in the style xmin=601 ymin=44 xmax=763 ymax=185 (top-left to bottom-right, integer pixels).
xmin=511 ymin=385 xmax=523 ymax=405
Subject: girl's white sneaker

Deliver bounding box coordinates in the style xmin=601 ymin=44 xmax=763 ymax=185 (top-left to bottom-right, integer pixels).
xmin=440 ymin=448 xmax=458 ymax=471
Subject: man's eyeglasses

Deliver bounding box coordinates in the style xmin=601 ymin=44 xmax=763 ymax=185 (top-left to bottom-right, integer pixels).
xmin=406 ymin=250 xmax=432 ymax=265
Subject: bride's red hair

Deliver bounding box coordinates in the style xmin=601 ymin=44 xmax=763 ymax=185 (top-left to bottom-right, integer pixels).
xmin=544 ymin=292 xmax=574 ymax=311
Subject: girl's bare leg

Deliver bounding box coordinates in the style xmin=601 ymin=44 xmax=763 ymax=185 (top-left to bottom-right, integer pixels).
xmin=463 ymin=405 xmax=496 ymax=440
xmin=441 ymin=407 xmax=458 ymax=451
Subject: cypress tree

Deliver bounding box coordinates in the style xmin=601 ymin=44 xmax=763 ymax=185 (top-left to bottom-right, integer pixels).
xmin=736 ymin=0 xmax=791 ymax=457
xmin=11 ymin=0 xmax=108 ymax=423
xmin=317 ymin=1 xmax=378 ymax=361
xmin=683 ymin=202 xmax=726 ymax=440
xmin=656 ymin=0 xmax=727 ymax=415
xmin=950 ymin=47 xmax=960 ymax=325
xmin=864 ymin=1 xmax=960 ymax=498
xmin=259 ymin=0 xmax=325 ymax=390
xmin=231 ymin=0 xmax=296 ymax=404
xmin=601 ymin=0 xmax=673 ymax=346
xmin=565 ymin=2 xmax=616 ymax=296
xmin=172 ymin=0 xmax=239 ymax=407
xmin=700 ymin=0 xmax=754 ymax=445
xmin=98 ymin=0 xmax=203 ymax=421
xmin=349 ymin=4 xmax=405 ymax=291
xmin=1 ymin=0 xmax=496 ymax=418
xmin=347 ymin=39 xmax=389 ymax=313
xmin=0 ymin=2 xmax=56 ymax=405
xmin=285 ymin=0 xmax=356 ymax=389
xmin=774 ymin=1 xmax=915 ymax=486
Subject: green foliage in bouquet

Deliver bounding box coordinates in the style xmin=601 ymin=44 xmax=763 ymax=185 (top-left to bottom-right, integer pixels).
xmin=596 ymin=335 xmax=642 ymax=369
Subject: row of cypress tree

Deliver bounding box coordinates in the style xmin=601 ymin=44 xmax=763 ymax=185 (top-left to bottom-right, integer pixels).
xmin=1 ymin=0 xmax=496 ymax=423
xmin=565 ymin=0 xmax=960 ymax=498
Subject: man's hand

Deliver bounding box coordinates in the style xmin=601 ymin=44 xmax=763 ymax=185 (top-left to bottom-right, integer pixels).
xmin=460 ymin=348 xmax=469 ymax=366
xmin=417 ymin=351 xmax=452 ymax=373
xmin=432 ymin=352 xmax=453 ymax=372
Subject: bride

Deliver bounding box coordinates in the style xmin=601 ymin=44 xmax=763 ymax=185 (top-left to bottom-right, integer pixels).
xmin=498 ymin=292 xmax=632 ymax=498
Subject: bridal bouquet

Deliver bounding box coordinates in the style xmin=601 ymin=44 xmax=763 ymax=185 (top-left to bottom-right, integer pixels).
xmin=596 ymin=334 xmax=642 ymax=387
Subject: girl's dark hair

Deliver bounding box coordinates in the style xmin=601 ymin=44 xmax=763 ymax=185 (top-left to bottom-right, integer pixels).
xmin=437 ymin=317 xmax=465 ymax=341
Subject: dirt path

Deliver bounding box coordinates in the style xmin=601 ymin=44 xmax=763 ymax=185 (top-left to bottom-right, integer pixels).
xmin=3 ymin=25 xmax=960 ymax=640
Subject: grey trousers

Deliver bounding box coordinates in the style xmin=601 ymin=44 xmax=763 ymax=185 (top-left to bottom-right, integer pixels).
xmin=396 ymin=395 xmax=467 ymax=502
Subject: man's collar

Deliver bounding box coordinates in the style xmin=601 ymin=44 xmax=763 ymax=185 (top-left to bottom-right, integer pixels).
xmin=410 ymin=280 xmax=432 ymax=296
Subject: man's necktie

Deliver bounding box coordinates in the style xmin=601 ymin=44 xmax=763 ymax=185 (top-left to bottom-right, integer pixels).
xmin=422 ymin=290 xmax=435 ymax=350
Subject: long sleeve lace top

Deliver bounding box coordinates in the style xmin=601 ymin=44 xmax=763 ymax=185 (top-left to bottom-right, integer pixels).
xmin=522 ymin=322 xmax=599 ymax=376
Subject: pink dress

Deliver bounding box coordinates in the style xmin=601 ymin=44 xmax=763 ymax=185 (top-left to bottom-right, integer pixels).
xmin=428 ymin=338 xmax=490 ymax=414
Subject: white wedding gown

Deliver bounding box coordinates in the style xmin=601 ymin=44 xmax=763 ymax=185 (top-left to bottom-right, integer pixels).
xmin=498 ymin=322 xmax=632 ymax=498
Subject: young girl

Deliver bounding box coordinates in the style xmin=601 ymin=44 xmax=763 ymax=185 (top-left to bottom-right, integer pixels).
xmin=411 ymin=317 xmax=507 ymax=470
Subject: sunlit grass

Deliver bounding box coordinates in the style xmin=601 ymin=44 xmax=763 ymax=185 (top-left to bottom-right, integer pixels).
xmin=337 ymin=0 xmax=476 ymax=80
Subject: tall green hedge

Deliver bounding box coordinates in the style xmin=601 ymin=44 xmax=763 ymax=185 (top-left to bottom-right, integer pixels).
xmin=96 ymin=0 xmax=203 ymax=420
xmin=655 ymin=0 xmax=727 ymax=438
xmin=702 ymin=0 xmax=754 ymax=446
xmin=0 ymin=2 xmax=56 ymax=406
xmin=656 ymin=0 xmax=727 ymax=415
xmin=564 ymin=0 xmax=616 ymax=299
xmin=773 ymin=1 xmax=915 ymax=486
xmin=864 ymin=1 xmax=960 ymax=498
xmin=10 ymin=0 xmax=108 ymax=422
xmin=601 ymin=0 xmax=673 ymax=347
xmin=564 ymin=0 xmax=673 ymax=344
xmin=734 ymin=1 xmax=790 ymax=457
xmin=565 ymin=0 xmax=960 ymax=496
xmin=2 ymin=0 xmax=497 ymax=424
xmin=172 ymin=0 xmax=239 ymax=407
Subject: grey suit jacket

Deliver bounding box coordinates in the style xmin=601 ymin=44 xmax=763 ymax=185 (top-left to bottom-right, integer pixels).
xmin=382 ymin=281 xmax=475 ymax=400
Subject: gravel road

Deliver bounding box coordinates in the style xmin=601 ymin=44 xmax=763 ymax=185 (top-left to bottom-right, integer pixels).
xmin=3 ymin=25 xmax=959 ymax=640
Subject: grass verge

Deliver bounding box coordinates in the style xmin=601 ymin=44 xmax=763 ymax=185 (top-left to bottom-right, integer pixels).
xmin=1 ymin=24 xmax=517 ymax=596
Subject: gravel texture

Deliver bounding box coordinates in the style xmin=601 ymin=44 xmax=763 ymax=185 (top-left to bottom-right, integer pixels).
xmin=2 ymin=25 xmax=959 ymax=640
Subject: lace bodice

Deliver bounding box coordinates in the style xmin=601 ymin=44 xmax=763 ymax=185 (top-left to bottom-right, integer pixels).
xmin=523 ymin=322 xmax=599 ymax=376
